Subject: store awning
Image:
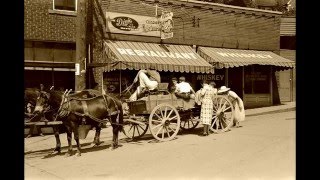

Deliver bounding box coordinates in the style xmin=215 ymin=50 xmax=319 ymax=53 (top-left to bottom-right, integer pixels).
xmin=103 ymin=40 xmax=214 ymax=73
xmin=198 ymin=47 xmax=295 ymax=69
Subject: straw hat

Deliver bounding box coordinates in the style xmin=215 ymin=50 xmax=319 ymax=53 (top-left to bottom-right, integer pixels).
xmin=149 ymin=64 xmax=156 ymax=70
xmin=179 ymin=76 xmax=186 ymax=81
xmin=218 ymin=86 xmax=230 ymax=93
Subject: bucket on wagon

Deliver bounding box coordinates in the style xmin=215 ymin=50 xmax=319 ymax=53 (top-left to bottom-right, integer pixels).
xmin=78 ymin=125 xmax=92 ymax=139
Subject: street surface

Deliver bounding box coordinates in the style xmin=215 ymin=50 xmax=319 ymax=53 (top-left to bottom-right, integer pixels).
xmin=25 ymin=111 xmax=295 ymax=180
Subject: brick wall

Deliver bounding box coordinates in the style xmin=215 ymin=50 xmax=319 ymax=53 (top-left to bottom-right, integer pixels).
xmin=24 ymin=0 xmax=76 ymax=42
xmin=91 ymin=0 xmax=281 ymax=87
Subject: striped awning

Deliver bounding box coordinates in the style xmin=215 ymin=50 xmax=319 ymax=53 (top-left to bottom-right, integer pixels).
xmin=103 ymin=40 xmax=214 ymax=73
xmin=198 ymin=47 xmax=295 ymax=69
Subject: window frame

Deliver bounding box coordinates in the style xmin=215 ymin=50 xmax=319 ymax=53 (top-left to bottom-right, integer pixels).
xmin=53 ymin=0 xmax=77 ymax=12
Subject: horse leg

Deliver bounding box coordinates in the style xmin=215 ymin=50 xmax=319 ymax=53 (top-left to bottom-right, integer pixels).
xmin=111 ymin=125 xmax=119 ymax=150
xmin=65 ymin=126 xmax=73 ymax=157
xmin=72 ymin=122 xmax=81 ymax=157
xmin=51 ymin=126 xmax=61 ymax=155
xmin=92 ymin=124 xmax=102 ymax=147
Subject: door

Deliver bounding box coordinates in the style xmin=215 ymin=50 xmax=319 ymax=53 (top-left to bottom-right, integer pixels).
xmin=277 ymin=69 xmax=292 ymax=102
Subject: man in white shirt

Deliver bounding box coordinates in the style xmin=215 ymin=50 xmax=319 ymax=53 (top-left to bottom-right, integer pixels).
xmin=175 ymin=76 xmax=195 ymax=100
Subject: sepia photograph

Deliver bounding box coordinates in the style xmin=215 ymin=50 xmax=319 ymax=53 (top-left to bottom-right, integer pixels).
xmin=24 ymin=0 xmax=296 ymax=179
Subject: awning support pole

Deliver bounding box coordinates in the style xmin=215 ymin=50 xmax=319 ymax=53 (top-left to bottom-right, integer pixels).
xmin=242 ymin=66 xmax=245 ymax=100
xmin=225 ymin=68 xmax=229 ymax=87
xmin=270 ymin=66 xmax=273 ymax=105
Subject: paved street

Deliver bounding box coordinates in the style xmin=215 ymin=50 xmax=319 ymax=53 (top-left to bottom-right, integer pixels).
xmin=25 ymin=110 xmax=295 ymax=180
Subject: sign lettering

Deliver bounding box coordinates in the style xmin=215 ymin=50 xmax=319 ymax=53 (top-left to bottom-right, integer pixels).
xmin=116 ymin=48 xmax=198 ymax=59
xmin=216 ymin=52 xmax=273 ymax=59
xmin=196 ymin=74 xmax=225 ymax=81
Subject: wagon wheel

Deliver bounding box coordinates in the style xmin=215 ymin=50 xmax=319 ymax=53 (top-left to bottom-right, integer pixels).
xmin=210 ymin=95 xmax=234 ymax=133
xmin=180 ymin=111 xmax=200 ymax=131
xmin=123 ymin=120 xmax=149 ymax=140
xmin=149 ymin=103 xmax=180 ymax=142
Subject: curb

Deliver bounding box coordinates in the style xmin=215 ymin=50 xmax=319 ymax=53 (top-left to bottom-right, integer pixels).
xmin=246 ymin=107 xmax=296 ymax=117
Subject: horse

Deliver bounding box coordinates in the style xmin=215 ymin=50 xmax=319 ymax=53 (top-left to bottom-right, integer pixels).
xmin=24 ymin=88 xmax=40 ymax=115
xmin=34 ymin=89 xmax=124 ymax=157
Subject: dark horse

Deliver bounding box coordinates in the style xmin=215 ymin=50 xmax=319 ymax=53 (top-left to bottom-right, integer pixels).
xmin=34 ymin=89 xmax=124 ymax=156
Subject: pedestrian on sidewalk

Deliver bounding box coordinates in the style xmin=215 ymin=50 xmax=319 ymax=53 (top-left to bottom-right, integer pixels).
xmin=218 ymin=86 xmax=245 ymax=127
xmin=199 ymin=79 xmax=216 ymax=136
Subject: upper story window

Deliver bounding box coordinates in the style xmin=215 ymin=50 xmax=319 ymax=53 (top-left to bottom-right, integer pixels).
xmin=54 ymin=0 xmax=77 ymax=11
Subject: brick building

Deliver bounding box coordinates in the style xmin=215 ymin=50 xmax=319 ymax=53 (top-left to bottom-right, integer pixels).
xmin=24 ymin=0 xmax=77 ymax=90
xmin=24 ymin=0 xmax=295 ymax=107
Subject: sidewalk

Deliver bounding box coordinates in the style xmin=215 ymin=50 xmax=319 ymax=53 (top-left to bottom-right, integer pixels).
xmin=246 ymin=101 xmax=296 ymax=117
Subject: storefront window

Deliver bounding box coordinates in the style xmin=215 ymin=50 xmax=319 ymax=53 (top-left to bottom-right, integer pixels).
xmin=54 ymin=0 xmax=77 ymax=11
xmin=244 ymin=65 xmax=270 ymax=94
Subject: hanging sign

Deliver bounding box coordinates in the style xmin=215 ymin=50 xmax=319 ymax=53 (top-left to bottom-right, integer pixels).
xmin=75 ymin=63 xmax=80 ymax=75
xmin=106 ymin=12 xmax=160 ymax=37
xmin=160 ymin=11 xmax=173 ymax=39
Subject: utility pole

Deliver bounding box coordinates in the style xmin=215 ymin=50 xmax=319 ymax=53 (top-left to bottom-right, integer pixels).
xmin=75 ymin=0 xmax=87 ymax=91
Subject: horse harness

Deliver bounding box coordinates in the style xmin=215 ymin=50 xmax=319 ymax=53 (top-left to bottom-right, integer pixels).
xmin=58 ymin=94 xmax=122 ymax=126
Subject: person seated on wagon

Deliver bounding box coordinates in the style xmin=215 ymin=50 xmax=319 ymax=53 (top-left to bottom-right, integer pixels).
xmin=169 ymin=77 xmax=178 ymax=93
xmin=129 ymin=64 xmax=161 ymax=101
xmin=175 ymin=76 xmax=195 ymax=100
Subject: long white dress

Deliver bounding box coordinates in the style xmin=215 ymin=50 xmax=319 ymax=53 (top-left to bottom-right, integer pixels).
xmin=228 ymin=91 xmax=245 ymax=125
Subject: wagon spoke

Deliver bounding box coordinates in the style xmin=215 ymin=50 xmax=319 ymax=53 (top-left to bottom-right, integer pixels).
xmin=152 ymin=123 xmax=163 ymax=130
xmin=155 ymin=125 xmax=163 ymax=137
xmin=223 ymin=106 xmax=231 ymax=112
xmin=167 ymin=109 xmax=174 ymax=118
xmin=151 ymin=119 xmax=162 ymax=124
xmin=132 ymin=126 xmax=136 ymax=138
xmin=165 ymin=126 xmax=170 ymax=138
xmin=212 ymin=117 xmax=218 ymax=126
xmin=160 ymin=108 xmax=164 ymax=118
xmin=136 ymin=125 xmax=141 ymax=136
xmin=168 ymin=115 xmax=178 ymax=121
xmin=164 ymin=107 xmax=168 ymax=117
xmin=161 ymin=127 xmax=165 ymax=139
xmin=154 ymin=113 xmax=162 ymax=121
xmin=167 ymin=125 xmax=176 ymax=132
xmin=128 ymin=124 xmax=134 ymax=132
xmin=221 ymin=100 xmax=227 ymax=111
xmin=137 ymin=124 xmax=145 ymax=131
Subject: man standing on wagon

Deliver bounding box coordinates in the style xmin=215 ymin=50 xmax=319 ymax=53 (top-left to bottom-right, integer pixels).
xmin=129 ymin=64 xmax=161 ymax=101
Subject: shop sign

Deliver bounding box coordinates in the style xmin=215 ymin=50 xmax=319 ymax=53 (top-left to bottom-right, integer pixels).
xmin=196 ymin=74 xmax=225 ymax=81
xmin=245 ymin=72 xmax=267 ymax=81
xmin=160 ymin=11 xmax=173 ymax=39
xmin=116 ymin=48 xmax=198 ymax=59
xmin=105 ymin=77 xmax=129 ymax=93
xmin=106 ymin=12 xmax=160 ymax=37
xmin=75 ymin=63 xmax=80 ymax=75
xmin=216 ymin=52 xmax=273 ymax=59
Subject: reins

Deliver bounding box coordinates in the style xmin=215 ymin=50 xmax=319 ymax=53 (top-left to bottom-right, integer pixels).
xmin=57 ymin=90 xmax=123 ymax=127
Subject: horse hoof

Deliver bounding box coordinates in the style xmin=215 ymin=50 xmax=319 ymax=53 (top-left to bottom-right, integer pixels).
xmin=50 ymin=151 xmax=60 ymax=155
xmin=64 ymin=153 xmax=72 ymax=157
xmin=76 ymin=153 xmax=81 ymax=157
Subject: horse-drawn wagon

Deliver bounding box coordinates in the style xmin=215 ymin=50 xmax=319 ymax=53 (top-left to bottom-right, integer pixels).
xmin=122 ymin=83 xmax=235 ymax=142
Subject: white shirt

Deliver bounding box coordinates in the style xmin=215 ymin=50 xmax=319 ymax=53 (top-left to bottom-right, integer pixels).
xmin=176 ymin=82 xmax=193 ymax=93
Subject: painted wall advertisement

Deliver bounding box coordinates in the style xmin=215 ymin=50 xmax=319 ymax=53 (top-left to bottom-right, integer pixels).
xmin=106 ymin=11 xmax=173 ymax=39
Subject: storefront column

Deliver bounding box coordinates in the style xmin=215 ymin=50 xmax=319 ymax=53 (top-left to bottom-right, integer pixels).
xmin=225 ymin=68 xmax=229 ymax=87
xmin=270 ymin=66 xmax=273 ymax=105
xmin=242 ymin=66 xmax=245 ymax=99
xmin=119 ymin=69 xmax=122 ymax=94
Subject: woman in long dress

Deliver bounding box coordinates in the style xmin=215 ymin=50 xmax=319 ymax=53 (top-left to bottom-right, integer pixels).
xmin=199 ymin=80 xmax=216 ymax=136
xmin=218 ymin=86 xmax=245 ymax=127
